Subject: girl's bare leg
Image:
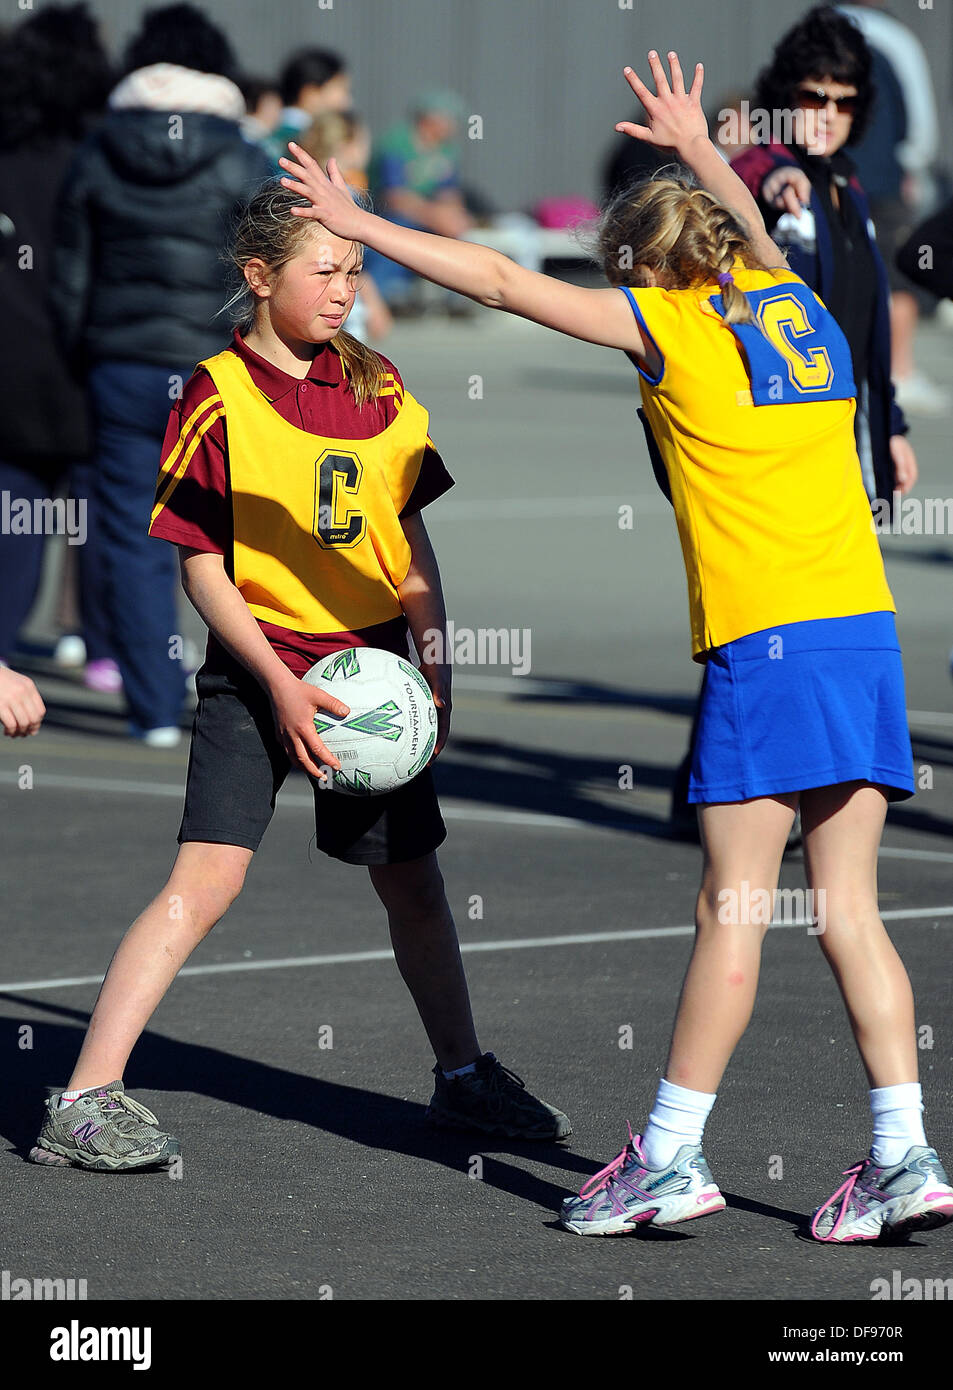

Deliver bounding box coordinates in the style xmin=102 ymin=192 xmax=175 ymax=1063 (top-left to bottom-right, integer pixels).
xmin=67 ymin=841 xmax=252 ymax=1090
xmin=664 ymin=793 xmax=799 ymax=1093
xmin=800 ymin=782 xmax=917 ymax=1087
xmin=368 ymin=853 xmax=480 ymax=1072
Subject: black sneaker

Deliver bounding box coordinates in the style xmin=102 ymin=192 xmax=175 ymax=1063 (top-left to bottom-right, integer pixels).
xmin=426 ymin=1053 xmax=572 ymax=1140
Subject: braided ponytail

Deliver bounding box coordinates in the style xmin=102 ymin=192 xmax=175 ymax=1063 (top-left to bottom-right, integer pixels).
xmin=597 ymin=169 xmax=775 ymax=332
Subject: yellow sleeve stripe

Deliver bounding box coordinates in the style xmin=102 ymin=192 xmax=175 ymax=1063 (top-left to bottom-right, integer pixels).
xmin=156 ymin=394 xmax=223 ymax=491
xmin=151 ymin=397 xmax=226 ymax=525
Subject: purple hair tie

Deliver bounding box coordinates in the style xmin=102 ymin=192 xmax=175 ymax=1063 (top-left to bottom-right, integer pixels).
xmin=717 ymin=271 xmax=734 ymax=286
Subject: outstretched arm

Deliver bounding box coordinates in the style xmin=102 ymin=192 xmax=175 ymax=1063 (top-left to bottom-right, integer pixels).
xmin=277 ymin=148 xmax=648 ymax=357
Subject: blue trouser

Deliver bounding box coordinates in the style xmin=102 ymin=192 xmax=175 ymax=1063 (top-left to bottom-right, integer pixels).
xmin=69 ymin=455 xmax=112 ymax=663
xmin=88 ymin=360 xmax=189 ymax=731
xmin=0 ymin=454 xmax=112 ymax=663
xmin=0 ymin=458 xmax=57 ymax=662
xmin=363 ymin=219 xmax=419 ymax=303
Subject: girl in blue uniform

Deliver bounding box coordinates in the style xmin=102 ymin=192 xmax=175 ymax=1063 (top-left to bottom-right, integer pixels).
xmin=278 ymin=50 xmax=953 ymax=1242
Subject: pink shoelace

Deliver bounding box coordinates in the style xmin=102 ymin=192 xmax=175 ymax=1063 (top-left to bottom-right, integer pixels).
xmin=577 ymin=1123 xmax=641 ymax=1199
xmin=810 ymin=1160 xmax=866 ymax=1241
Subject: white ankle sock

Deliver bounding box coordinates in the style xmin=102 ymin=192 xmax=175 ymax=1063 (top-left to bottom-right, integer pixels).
xmin=641 ymin=1078 xmax=717 ymax=1169
xmin=57 ymin=1089 xmax=85 ymax=1109
xmin=870 ymin=1082 xmax=926 ymax=1166
xmin=442 ymin=1061 xmax=478 ymax=1080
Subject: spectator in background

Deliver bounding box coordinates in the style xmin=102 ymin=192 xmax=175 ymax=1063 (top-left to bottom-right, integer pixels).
xmin=0 ymin=4 xmax=112 ymax=677
xmin=299 ymin=110 xmax=372 ymax=193
xmin=368 ymin=91 xmax=473 ymax=309
xmin=295 ymin=111 xmax=392 ymax=339
xmin=265 ymin=49 xmax=351 ymax=168
xmin=49 ymin=2 xmax=273 ymax=747
xmin=838 ymin=1 xmax=947 ymax=414
xmin=239 ymin=75 xmax=282 ymax=145
xmin=732 ymin=4 xmax=916 ymax=508
xmin=710 ymin=90 xmax=756 ymax=164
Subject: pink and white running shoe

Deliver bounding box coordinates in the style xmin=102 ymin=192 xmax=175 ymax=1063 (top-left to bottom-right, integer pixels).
xmin=811 ymin=1146 xmax=953 ymax=1242
xmin=560 ymin=1126 xmax=726 ymax=1236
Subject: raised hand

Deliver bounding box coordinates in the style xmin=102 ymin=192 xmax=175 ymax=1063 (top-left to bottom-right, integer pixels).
xmin=278 ymin=143 xmax=368 ymax=241
xmin=615 ymin=50 xmax=708 ymax=157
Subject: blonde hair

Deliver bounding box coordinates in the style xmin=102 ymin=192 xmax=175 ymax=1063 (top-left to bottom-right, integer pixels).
xmin=220 ymin=180 xmax=384 ymax=407
xmin=598 ymin=168 xmax=773 ymax=326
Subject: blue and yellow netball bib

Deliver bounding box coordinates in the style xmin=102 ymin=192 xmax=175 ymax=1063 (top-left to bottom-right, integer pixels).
xmin=707 ymin=278 xmax=856 ymax=404
xmin=622 ymin=262 xmax=892 ymax=659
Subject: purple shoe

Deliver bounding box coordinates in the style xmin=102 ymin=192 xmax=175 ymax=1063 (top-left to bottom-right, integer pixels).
xmin=84 ymin=659 xmax=123 ymax=693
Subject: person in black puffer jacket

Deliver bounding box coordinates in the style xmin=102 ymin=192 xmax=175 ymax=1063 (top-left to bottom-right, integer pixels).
xmin=49 ymin=4 xmax=273 ymax=744
xmin=0 ymin=5 xmax=111 ymax=669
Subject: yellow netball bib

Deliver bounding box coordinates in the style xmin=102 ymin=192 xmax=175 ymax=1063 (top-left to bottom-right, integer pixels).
xmin=197 ymin=349 xmax=429 ymax=633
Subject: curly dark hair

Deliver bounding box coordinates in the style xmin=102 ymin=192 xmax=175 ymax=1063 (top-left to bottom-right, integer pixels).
xmin=122 ymin=3 xmax=238 ymax=81
xmin=0 ymin=3 xmax=111 ymax=149
xmin=753 ymin=3 xmax=874 ymax=148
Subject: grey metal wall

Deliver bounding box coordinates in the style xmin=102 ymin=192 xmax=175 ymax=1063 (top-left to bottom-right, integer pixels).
xmin=10 ymin=0 xmax=952 ymax=208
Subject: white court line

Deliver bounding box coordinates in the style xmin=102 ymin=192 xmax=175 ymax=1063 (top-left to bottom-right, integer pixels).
xmin=879 ymin=846 xmax=953 ymax=864
xmin=1 ymin=906 xmax=951 ymax=996
xmin=3 ymin=770 xmax=953 ymax=849
xmin=907 ymin=710 xmax=953 ymax=728
xmin=0 ymin=771 xmax=595 ymax=831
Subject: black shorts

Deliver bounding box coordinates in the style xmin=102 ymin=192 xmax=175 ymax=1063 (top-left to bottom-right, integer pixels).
xmin=178 ymin=658 xmax=447 ymax=865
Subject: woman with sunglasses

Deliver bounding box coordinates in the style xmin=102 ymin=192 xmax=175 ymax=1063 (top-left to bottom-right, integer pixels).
xmin=731 ymin=4 xmax=916 ymax=512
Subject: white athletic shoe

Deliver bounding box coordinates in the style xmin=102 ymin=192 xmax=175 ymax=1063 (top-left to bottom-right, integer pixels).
xmin=560 ymin=1126 xmax=726 ymax=1235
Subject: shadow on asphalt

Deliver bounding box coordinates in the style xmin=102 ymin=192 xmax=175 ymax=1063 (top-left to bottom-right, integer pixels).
xmin=14 ymin=658 xmax=952 ymax=842
xmin=1 ymin=1004 xmax=602 ymax=1213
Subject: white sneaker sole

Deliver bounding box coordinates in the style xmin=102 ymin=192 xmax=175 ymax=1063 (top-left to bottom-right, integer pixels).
xmin=561 ymin=1185 xmax=726 ymax=1236
xmin=28 ymin=1141 xmax=178 ymax=1172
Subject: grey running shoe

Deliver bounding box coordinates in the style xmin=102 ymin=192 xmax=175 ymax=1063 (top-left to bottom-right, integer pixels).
xmin=811 ymin=1146 xmax=953 ymax=1242
xmin=426 ymin=1053 xmax=571 ymax=1140
xmin=560 ymin=1128 xmax=725 ymax=1235
xmin=29 ymin=1081 xmax=180 ymax=1171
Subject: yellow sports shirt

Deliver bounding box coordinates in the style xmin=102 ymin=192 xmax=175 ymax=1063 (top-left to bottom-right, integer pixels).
xmin=194 ymin=349 xmax=430 ymax=634
xmin=624 ymin=261 xmax=894 ymax=659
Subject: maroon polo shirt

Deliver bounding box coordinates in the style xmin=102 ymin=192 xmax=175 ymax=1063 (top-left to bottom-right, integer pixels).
xmin=150 ymin=329 xmax=453 ymax=677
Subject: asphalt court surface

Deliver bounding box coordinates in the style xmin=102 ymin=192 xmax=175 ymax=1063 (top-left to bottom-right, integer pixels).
xmin=2 ymin=312 xmax=952 ymax=1304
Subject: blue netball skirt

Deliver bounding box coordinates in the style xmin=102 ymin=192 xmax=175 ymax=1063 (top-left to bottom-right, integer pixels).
xmin=688 ymin=612 xmax=915 ymax=804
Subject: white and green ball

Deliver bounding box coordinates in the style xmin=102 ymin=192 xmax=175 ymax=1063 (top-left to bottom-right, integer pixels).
xmin=302 ymin=647 xmax=437 ymax=795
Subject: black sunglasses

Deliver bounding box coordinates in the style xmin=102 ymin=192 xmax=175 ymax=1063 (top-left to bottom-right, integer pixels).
xmin=796 ymin=86 xmax=859 ymax=114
